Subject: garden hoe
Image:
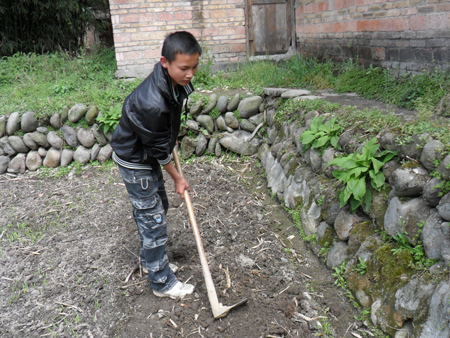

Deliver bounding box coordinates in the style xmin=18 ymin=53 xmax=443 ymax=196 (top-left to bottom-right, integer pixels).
xmin=172 ymin=148 xmax=248 ymax=319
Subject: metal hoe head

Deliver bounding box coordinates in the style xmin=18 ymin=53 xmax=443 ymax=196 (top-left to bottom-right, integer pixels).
xmin=213 ymin=299 xmax=248 ymax=319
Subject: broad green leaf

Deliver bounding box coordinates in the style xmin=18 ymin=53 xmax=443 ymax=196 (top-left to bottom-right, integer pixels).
xmin=371 ymin=157 xmax=384 ymax=173
xmin=310 ymin=116 xmax=324 ymax=132
xmin=300 ymin=131 xmax=316 ymax=145
xmin=370 ymin=171 xmax=385 ymax=189
xmin=349 ymin=196 xmax=362 ymax=212
xmin=339 ymin=186 xmax=353 ymax=207
xmin=313 ymin=135 xmax=329 ymax=148
xmin=347 ymin=166 xmax=369 ymax=178
xmin=362 ymin=189 xmax=372 ymax=212
xmin=319 ymin=124 xmax=328 ymax=132
xmin=332 ymin=170 xmax=349 ymax=181
xmin=348 ymin=177 xmax=366 ymax=201
xmin=330 ymin=135 xmax=340 ymax=149
xmin=361 ymin=138 xmax=379 ymax=159
xmin=330 ymin=157 xmax=358 ymax=169
xmin=377 ymin=150 xmax=396 ymax=164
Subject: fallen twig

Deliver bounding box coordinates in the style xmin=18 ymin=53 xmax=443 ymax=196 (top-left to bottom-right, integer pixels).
xmin=54 ymin=301 xmax=83 ymax=313
xmin=124 ymin=267 xmax=138 ymax=283
xmin=293 ymin=312 xmax=327 ymax=322
xmin=120 ymin=280 xmax=146 ymax=289
xmin=221 ymin=266 xmax=232 ymax=288
xmin=247 ymin=122 xmax=265 ymax=142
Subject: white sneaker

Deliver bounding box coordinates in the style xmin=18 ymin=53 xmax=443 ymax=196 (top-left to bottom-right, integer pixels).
xmin=142 ymin=263 xmax=179 ymax=274
xmin=153 ymin=281 xmax=194 ymax=299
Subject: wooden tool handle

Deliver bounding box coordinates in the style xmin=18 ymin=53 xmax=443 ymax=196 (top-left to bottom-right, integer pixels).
xmin=172 ymin=148 xmax=222 ymax=312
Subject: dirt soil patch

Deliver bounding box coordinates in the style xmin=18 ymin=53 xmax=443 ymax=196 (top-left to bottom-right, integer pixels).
xmin=1 ymin=157 xmax=367 ymax=338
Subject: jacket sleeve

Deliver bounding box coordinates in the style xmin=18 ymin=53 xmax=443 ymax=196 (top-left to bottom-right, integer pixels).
xmin=126 ymin=105 xmax=172 ymax=164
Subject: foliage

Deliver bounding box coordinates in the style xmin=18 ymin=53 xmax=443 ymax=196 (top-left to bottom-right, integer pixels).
xmin=192 ymin=48 xmax=216 ymax=87
xmin=0 ymin=46 xmax=139 ymax=119
xmin=355 ymin=257 xmax=367 ymax=275
xmin=333 ymin=59 xmax=450 ymax=116
xmin=332 ymin=261 xmax=347 ymax=289
xmin=209 ymin=107 xmax=220 ymax=119
xmin=275 ymin=98 xmax=340 ymax=125
xmin=96 ymin=103 xmax=122 ymax=134
xmin=300 ymin=115 xmax=342 ymax=154
xmin=0 ymin=0 xmax=111 ymax=56
xmin=391 ymin=232 xmax=437 ymax=268
xmin=205 ymin=55 xmax=450 ymax=117
xmin=329 ymin=138 xmax=396 ymax=212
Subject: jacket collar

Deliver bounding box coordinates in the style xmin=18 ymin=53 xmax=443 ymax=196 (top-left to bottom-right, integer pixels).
xmin=153 ymin=62 xmax=194 ymax=104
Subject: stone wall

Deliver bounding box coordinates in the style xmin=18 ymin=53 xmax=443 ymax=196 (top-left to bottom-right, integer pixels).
xmin=295 ymin=0 xmax=450 ymax=72
xmin=109 ymin=0 xmax=247 ymax=78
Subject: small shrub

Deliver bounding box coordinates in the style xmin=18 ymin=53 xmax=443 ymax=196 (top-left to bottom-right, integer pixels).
xmin=300 ymin=115 xmax=342 ymax=154
xmin=329 ymin=138 xmax=396 ymax=212
xmin=97 ymin=103 xmax=122 ymax=134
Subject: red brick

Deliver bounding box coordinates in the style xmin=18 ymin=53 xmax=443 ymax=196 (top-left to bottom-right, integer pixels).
xmin=143 ymin=49 xmax=161 ymax=59
xmin=213 ymin=45 xmax=230 ymax=53
xmin=235 ymin=26 xmax=246 ymax=35
xmin=357 ymin=19 xmax=380 ymax=31
xmin=121 ymin=14 xmax=138 ymax=23
xmin=138 ymin=13 xmax=156 ymax=22
xmin=437 ymin=3 xmax=450 ymax=11
xmin=379 ymin=18 xmax=393 ymax=31
xmin=211 ymin=9 xmax=228 ymax=18
xmin=125 ymin=51 xmax=141 ymax=60
xmin=372 ymin=47 xmax=385 ymax=60
xmin=132 ymin=32 xmax=151 ymax=41
xmin=319 ymin=1 xmax=329 ymax=11
xmin=202 ymin=27 xmax=219 ymax=37
xmin=157 ymin=12 xmax=174 ymax=21
xmin=114 ymin=33 xmax=132 ymax=43
xmin=175 ymin=11 xmax=192 ymax=20
xmin=409 ymin=15 xmax=426 ymax=30
xmin=427 ymin=13 xmax=449 ymax=29
xmin=347 ymin=20 xmax=358 ymax=31
xmin=230 ymin=43 xmax=246 ymax=53
xmin=392 ymin=17 xmax=408 ymax=30
xmin=220 ymin=27 xmax=236 ymax=35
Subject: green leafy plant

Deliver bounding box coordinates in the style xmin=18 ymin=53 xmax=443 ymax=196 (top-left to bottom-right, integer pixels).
xmin=332 ymin=261 xmax=347 ymax=289
xmin=355 ymin=257 xmax=367 ymax=275
xmin=300 ymin=115 xmax=342 ymax=154
xmin=391 ymin=232 xmax=436 ymax=268
xmin=329 ymin=137 xmax=396 ymax=212
xmin=209 ymin=107 xmax=221 ymax=119
xmin=97 ymin=103 xmax=122 ymax=134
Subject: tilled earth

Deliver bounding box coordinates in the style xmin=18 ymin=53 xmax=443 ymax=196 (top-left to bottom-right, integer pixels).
xmin=0 ymin=156 xmax=365 ymax=338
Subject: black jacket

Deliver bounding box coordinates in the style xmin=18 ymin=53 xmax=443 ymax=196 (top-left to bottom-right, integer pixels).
xmin=111 ymin=62 xmax=194 ymax=166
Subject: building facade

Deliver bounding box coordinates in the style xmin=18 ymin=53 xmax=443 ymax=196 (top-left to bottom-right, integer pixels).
xmin=109 ymin=0 xmax=450 ymax=77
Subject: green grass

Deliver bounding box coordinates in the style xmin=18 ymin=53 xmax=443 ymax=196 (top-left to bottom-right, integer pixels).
xmin=2 ymin=46 xmax=450 ymax=145
xmin=0 ymin=46 xmax=140 ymax=120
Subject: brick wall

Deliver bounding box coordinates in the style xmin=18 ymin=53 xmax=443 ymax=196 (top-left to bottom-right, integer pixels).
xmin=295 ymin=0 xmax=450 ymax=72
xmin=109 ymin=0 xmax=247 ymax=78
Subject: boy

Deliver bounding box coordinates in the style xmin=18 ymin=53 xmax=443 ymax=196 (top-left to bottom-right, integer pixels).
xmin=111 ymin=31 xmax=201 ymax=298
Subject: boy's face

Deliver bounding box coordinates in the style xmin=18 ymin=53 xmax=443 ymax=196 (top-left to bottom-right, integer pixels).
xmin=161 ymin=53 xmax=200 ymax=87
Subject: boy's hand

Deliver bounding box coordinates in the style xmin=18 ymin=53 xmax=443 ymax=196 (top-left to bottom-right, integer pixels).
xmin=174 ymin=175 xmax=190 ymax=199
xmin=162 ymin=160 xmax=190 ymax=198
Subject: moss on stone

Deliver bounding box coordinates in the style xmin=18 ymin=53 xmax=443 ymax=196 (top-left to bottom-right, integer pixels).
xmin=369 ymin=243 xmax=413 ymax=298
xmin=401 ymin=161 xmax=421 ymax=170
xmin=348 ymin=221 xmax=376 ymax=255
xmin=364 ymin=185 xmax=391 ymax=230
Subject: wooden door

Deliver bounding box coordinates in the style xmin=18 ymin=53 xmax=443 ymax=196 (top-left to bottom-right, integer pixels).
xmin=245 ymin=0 xmax=294 ymax=56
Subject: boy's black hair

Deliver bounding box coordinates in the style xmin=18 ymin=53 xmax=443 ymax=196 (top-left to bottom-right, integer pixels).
xmin=161 ymin=31 xmax=202 ymax=63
